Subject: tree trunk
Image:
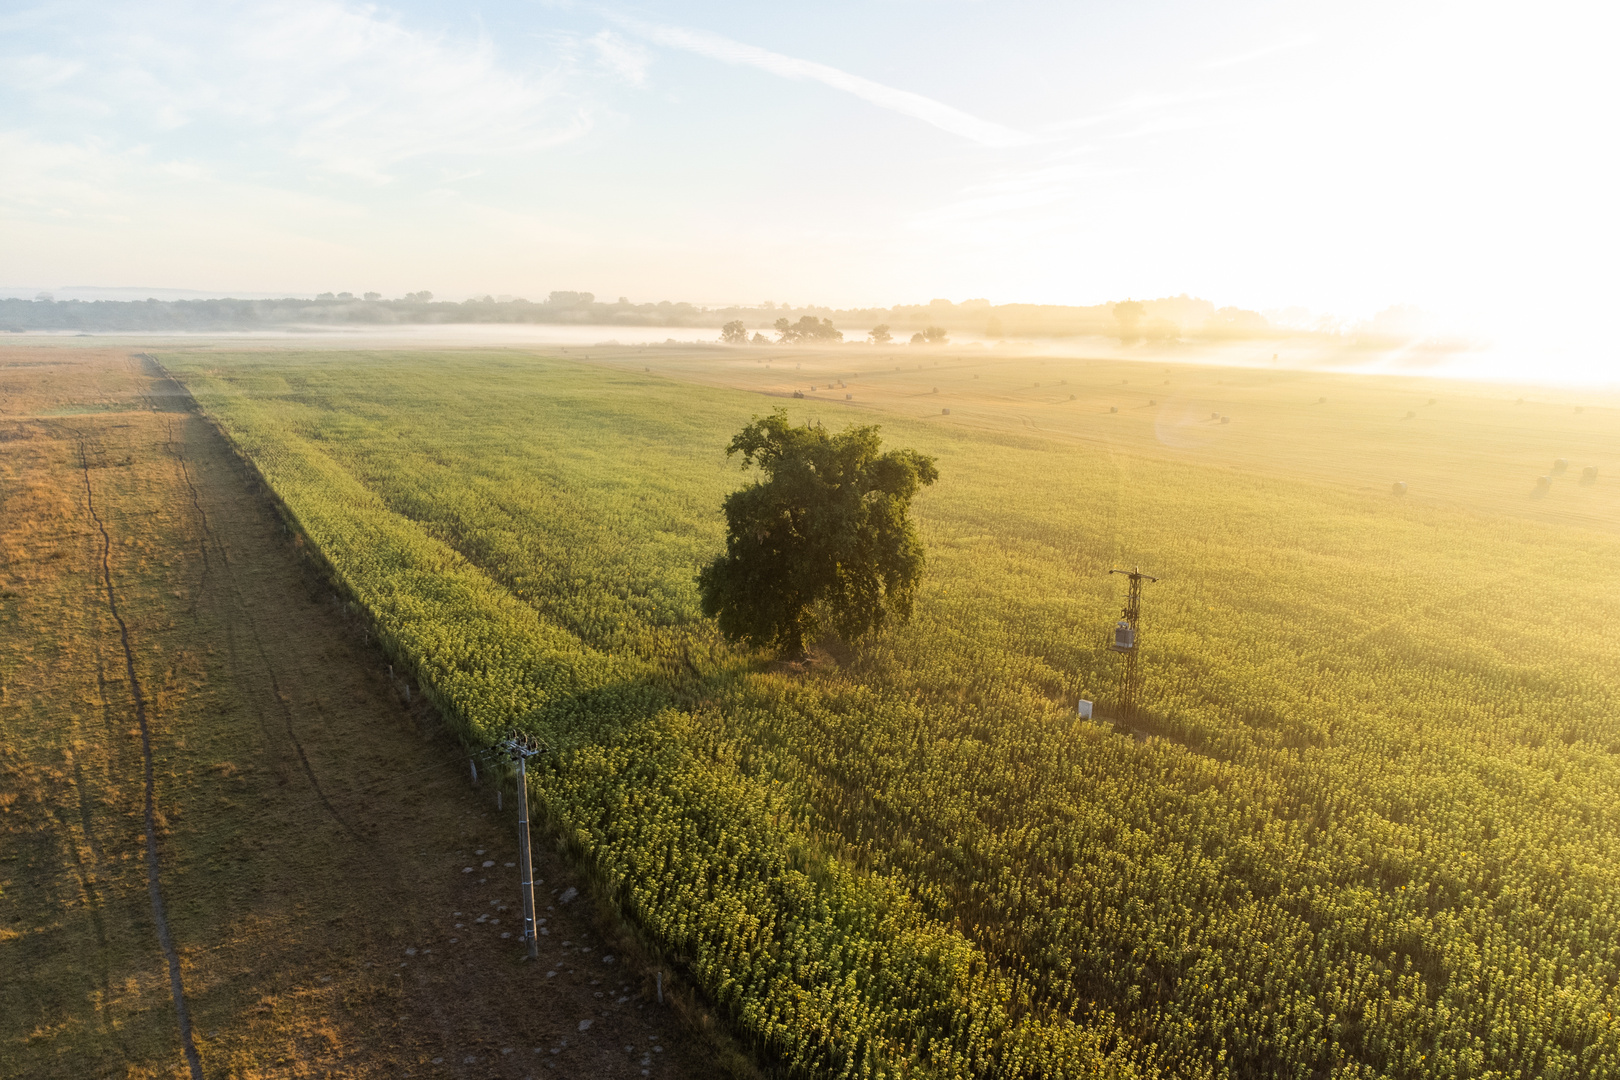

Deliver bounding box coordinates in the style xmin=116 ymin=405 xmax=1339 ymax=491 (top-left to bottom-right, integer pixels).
xmin=780 ymin=623 xmax=807 ymax=662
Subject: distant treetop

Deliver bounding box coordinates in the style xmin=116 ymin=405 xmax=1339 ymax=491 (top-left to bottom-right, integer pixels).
xmin=774 ymin=316 xmax=843 ymax=345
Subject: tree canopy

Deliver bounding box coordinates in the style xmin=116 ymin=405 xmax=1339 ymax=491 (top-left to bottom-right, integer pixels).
xmin=697 ymin=410 xmax=939 ymax=657
xmin=773 ymin=315 xmax=843 ymax=344
xmin=720 ymin=319 xmax=748 ymax=343
xmin=1113 ymin=299 xmax=1145 ymax=343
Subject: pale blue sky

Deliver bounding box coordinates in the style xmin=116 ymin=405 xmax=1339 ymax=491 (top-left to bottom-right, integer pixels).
xmin=1 ymin=1 xmax=1615 ymax=355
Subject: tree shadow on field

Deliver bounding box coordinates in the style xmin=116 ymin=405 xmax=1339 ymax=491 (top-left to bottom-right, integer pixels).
xmin=514 ymin=632 xmax=764 ymax=747
xmin=761 ymin=634 xmax=852 ymax=676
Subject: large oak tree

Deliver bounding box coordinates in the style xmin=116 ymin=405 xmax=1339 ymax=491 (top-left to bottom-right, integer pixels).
xmin=697 ymin=410 xmax=939 ymax=658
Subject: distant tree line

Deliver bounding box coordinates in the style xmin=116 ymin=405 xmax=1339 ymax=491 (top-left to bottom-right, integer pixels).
xmin=0 ymin=291 xmax=716 ymax=333
xmin=0 ymin=290 xmax=1284 ymax=342
xmin=720 ymin=319 xmax=951 ymax=347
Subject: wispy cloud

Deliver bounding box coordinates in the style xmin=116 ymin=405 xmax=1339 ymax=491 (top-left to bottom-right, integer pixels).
xmin=911 ymin=77 xmax=1248 ymax=241
xmin=909 ymin=148 xmax=1124 ymax=240
xmin=0 ymin=128 xmax=359 ymax=233
xmin=590 ymin=29 xmax=650 ymax=86
xmin=1043 ymin=88 xmax=1232 ymax=136
xmin=608 ymin=14 xmax=1032 ymax=148
xmin=2 ymin=0 xmax=595 ymax=182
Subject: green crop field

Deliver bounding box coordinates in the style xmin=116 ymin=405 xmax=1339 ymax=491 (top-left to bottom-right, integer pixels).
xmin=160 ymin=344 xmax=1620 ymax=1079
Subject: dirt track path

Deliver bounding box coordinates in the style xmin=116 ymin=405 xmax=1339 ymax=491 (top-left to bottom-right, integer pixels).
xmin=0 ymin=348 xmax=749 ymax=1079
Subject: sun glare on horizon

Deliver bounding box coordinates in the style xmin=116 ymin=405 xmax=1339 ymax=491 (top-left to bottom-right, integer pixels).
xmin=0 ymin=0 xmax=1615 ymax=381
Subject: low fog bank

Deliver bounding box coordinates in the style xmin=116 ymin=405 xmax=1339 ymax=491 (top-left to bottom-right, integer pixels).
xmin=8 ymin=289 xmax=1578 ymax=383
xmin=2 ymin=291 xmax=1306 ymax=345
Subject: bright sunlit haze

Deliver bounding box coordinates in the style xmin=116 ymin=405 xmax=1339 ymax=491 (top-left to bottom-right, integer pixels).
xmin=9 ymin=5 xmax=1620 ymax=1076
xmin=2 ymin=0 xmax=1616 ymax=379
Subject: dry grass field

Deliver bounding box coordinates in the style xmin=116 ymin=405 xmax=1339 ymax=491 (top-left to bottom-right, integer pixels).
xmin=0 ymin=347 xmax=742 ymax=1079
xmin=567 ymin=339 xmax=1619 ymax=533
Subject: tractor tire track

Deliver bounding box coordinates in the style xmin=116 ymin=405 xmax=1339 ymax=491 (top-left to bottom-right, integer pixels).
xmin=165 ymin=420 xmax=211 ymax=617
xmin=76 ymin=436 xmax=205 ymax=1080
xmin=158 ymin=403 xmax=363 ymax=844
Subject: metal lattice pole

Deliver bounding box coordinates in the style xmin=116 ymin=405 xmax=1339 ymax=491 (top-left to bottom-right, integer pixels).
xmin=491 ymin=732 xmax=547 ymax=960
xmin=1108 ymin=566 xmax=1159 ymax=721
xmin=514 ymin=751 xmax=538 ymax=960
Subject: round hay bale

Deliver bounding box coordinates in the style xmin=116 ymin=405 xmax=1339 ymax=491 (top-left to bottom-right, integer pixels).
xmin=1392 ymin=481 xmax=1408 ymax=495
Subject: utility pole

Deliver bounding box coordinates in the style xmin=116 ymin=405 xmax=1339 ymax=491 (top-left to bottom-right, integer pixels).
xmin=491 ymin=731 xmax=547 ymax=960
xmin=1108 ymin=566 xmax=1159 ymax=721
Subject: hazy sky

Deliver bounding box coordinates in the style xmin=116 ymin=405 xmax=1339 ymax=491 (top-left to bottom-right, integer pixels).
xmin=2 ymin=1 xmax=1615 ymax=351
